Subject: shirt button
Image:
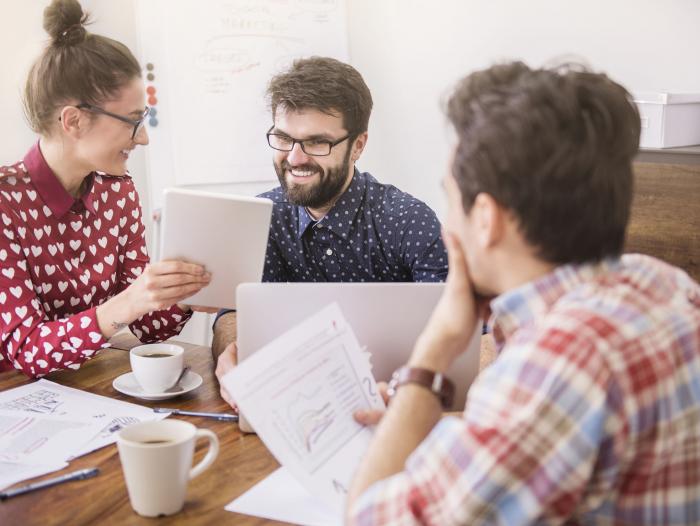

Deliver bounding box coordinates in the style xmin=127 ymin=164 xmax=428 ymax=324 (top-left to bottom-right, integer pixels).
xmin=326 ymin=248 xmax=333 ymax=256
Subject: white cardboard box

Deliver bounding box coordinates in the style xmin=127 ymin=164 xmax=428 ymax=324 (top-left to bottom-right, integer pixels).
xmin=633 ymin=92 xmax=700 ymax=149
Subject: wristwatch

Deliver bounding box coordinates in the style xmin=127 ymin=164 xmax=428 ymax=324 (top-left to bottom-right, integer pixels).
xmin=387 ymin=366 xmax=455 ymax=410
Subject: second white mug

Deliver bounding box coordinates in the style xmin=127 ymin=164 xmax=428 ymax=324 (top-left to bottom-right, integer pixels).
xmin=117 ymin=419 xmax=219 ymax=517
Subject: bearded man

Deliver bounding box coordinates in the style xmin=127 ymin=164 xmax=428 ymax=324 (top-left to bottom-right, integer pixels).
xmin=212 ymin=57 xmax=447 ymax=407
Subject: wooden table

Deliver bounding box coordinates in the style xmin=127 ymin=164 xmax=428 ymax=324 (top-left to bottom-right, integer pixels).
xmin=0 ymin=334 xmax=281 ymax=525
xmin=0 ymin=333 xmax=497 ymax=525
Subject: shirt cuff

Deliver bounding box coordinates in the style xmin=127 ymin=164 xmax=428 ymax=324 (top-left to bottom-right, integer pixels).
xmin=212 ymin=308 xmax=236 ymax=330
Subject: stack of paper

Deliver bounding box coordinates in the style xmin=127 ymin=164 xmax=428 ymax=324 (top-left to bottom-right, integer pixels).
xmin=0 ymin=380 xmax=165 ymax=491
xmin=222 ymin=303 xmax=384 ymax=524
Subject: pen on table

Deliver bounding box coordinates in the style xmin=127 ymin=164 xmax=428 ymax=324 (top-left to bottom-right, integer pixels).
xmin=153 ymin=407 xmax=239 ymax=422
xmin=0 ymin=467 xmax=99 ymax=501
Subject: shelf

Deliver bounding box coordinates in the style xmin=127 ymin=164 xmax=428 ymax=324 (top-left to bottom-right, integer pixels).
xmin=636 ymin=145 xmax=700 ymax=166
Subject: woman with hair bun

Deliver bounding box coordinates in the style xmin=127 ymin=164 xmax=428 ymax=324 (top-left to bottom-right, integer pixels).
xmin=0 ymin=0 xmax=212 ymax=378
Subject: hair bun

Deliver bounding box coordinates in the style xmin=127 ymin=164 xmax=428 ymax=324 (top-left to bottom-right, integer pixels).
xmin=43 ymin=0 xmax=89 ymax=46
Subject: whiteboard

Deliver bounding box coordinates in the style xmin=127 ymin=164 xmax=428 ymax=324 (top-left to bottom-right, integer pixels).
xmin=135 ymin=0 xmax=348 ymax=210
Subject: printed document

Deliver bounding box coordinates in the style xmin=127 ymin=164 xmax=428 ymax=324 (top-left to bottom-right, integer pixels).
xmin=226 ymin=466 xmax=340 ymax=526
xmin=222 ymin=303 xmax=385 ymax=518
xmin=0 ymin=409 xmax=102 ymax=464
xmin=0 ymin=460 xmax=68 ymax=492
xmin=0 ymin=379 xmax=166 ymax=490
xmin=0 ymin=379 xmax=165 ymax=457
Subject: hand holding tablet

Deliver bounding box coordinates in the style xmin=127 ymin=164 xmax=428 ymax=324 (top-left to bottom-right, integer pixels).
xmin=159 ymin=188 xmax=273 ymax=309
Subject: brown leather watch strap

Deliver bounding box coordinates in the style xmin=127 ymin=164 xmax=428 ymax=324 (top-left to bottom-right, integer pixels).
xmin=387 ymin=366 xmax=455 ymax=409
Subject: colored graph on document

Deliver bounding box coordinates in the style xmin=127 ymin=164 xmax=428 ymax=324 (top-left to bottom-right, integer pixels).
xmin=297 ymin=402 xmax=335 ymax=453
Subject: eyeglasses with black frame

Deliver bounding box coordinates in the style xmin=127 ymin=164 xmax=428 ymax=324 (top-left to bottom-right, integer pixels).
xmin=76 ymin=103 xmax=150 ymax=140
xmin=266 ymin=125 xmax=351 ymax=156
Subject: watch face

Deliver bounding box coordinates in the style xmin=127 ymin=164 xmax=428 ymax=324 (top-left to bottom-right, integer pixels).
xmin=386 ymin=370 xmax=401 ymax=399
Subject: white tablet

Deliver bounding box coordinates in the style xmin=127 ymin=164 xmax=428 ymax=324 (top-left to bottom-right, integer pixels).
xmin=159 ymin=188 xmax=273 ymax=309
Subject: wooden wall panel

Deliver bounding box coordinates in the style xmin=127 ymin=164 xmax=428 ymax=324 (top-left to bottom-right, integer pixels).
xmin=626 ymin=162 xmax=700 ymax=282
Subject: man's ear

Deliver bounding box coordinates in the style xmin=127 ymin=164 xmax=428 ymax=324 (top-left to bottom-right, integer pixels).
xmin=58 ymin=106 xmax=85 ymax=138
xmin=471 ymin=192 xmax=505 ymax=249
xmin=350 ymin=131 xmax=368 ymax=163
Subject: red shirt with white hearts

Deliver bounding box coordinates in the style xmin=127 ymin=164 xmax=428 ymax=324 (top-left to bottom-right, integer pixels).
xmin=0 ymin=143 xmax=191 ymax=377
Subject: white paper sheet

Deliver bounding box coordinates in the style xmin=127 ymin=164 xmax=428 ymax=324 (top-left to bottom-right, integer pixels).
xmin=0 ymin=379 xmax=166 ymax=457
xmin=0 ymin=409 xmax=103 ymax=466
xmin=0 ymin=460 xmax=68 ymax=492
xmin=221 ymin=303 xmax=385 ymax=517
xmin=226 ymin=467 xmax=341 ymax=526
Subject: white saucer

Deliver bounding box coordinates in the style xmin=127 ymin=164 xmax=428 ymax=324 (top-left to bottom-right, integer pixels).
xmin=112 ymin=370 xmax=203 ymax=400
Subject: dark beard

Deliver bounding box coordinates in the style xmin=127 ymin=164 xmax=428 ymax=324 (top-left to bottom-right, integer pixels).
xmin=274 ymin=146 xmax=352 ymax=209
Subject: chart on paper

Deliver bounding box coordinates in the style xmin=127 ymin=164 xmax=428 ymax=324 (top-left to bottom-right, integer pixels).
xmin=268 ymin=339 xmax=368 ymax=473
xmin=223 ymin=303 xmax=385 ymax=514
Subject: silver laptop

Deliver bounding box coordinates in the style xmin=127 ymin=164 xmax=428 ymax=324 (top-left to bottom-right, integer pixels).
xmin=236 ymin=282 xmax=481 ymax=432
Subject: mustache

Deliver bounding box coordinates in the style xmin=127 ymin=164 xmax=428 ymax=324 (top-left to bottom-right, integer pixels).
xmin=281 ymin=160 xmax=321 ymax=173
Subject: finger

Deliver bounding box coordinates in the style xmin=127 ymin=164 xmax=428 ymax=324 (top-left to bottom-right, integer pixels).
xmin=377 ymin=381 xmax=390 ymax=405
xmin=189 ymin=305 xmax=219 ymax=313
xmin=229 ymin=342 xmax=239 ymax=363
xmin=146 ymin=272 xmax=211 ymax=290
xmin=216 ymin=345 xmax=237 ymax=379
xmin=441 ymin=228 xmax=469 ymax=281
xmin=150 ymin=260 xmax=207 ymax=277
xmin=148 ymin=282 xmax=212 ymax=305
xmin=353 ymin=409 xmax=385 ymax=426
xmin=220 ymin=386 xmax=234 ymax=406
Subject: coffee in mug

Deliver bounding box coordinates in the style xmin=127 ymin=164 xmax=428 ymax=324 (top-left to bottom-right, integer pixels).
xmin=117 ymin=419 xmax=219 ymax=517
xmin=130 ymin=343 xmax=184 ymax=393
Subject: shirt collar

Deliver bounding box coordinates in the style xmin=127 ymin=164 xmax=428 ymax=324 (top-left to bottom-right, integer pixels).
xmin=23 ymin=141 xmax=96 ymax=218
xmin=487 ymin=258 xmax=619 ymax=350
xmin=295 ymin=169 xmax=365 ymax=239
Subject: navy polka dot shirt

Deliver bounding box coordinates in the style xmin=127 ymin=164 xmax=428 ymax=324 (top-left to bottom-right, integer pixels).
xmin=214 ymin=170 xmax=447 ymax=324
xmin=260 ymin=170 xmax=447 ymax=282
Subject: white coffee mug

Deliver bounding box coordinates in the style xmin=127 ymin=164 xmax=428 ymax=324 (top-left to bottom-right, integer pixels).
xmin=117 ymin=419 xmax=219 ymax=517
xmin=130 ymin=343 xmax=184 ymax=394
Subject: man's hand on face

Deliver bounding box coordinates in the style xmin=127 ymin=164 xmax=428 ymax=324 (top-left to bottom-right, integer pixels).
xmin=215 ymin=342 xmax=239 ymax=412
xmin=352 ymin=382 xmax=389 ymax=426
xmin=410 ymin=228 xmax=485 ymax=372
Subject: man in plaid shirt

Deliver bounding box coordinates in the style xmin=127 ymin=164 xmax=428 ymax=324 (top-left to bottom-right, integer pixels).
xmin=346 ymin=62 xmax=700 ymax=525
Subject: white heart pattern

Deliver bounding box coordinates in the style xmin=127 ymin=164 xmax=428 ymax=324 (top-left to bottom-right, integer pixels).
xmin=0 ymin=173 xmax=177 ymax=374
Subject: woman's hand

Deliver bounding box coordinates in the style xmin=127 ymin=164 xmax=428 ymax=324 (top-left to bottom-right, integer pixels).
xmin=96 ymin=260 xmax=211 ymax=338
xmin=125 ymin=260 xmax=211 ymax=319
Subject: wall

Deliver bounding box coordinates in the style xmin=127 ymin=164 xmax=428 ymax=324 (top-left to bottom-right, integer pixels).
xmin=2 ymin=0 xmax=699 ymax=343
xmin=348 ymin=0 xmax=700 ymax=219
xmin=0 ymin=0 xmax=151 ymax=240
xmin=1 ymin=0 xmax=48 ymax=163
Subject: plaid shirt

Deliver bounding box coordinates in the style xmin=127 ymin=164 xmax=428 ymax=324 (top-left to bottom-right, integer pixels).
xmin=350 ymin=254 xmax=700 ymax=525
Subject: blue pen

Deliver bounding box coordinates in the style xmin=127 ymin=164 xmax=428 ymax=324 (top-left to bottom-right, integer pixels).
xmin=0 ymin=467 xmax=99 ymax=501
xmin=153 ymin=407 xmax=238 ymax=422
